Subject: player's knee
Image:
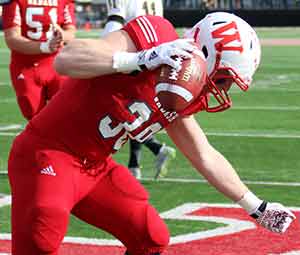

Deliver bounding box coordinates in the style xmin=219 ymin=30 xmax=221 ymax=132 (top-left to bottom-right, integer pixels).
xmin=129 ymin=205 xmax=169 ymax=255
xmin=125 ymin=205 xmax=169 ymax=255
xmin=29 ymin=206 xmax=69 ymax=253
xmin=17 ymin=95 xmax=40 ymax=120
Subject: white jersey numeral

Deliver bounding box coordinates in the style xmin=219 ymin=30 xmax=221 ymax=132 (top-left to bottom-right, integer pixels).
xmin=98 ymin=101 xmax=162 ymax=150
xmin=26 ymin=7 xmax=57 ymax=40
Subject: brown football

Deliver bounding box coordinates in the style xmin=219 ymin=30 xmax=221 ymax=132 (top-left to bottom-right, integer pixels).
xmin=155 ymin=49 xmax=207 ymax=112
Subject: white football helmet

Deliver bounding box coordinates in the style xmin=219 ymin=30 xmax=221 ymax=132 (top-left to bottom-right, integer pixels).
xmin=185 ymin=12 xmax=261 ymax=112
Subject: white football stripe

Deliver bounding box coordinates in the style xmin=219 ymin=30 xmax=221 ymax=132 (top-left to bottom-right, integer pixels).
xmin=138 ymin=17 xmax=155 ymax=42
xmin=136 ymin=16 xmax=158 ymax=44
xmin=141 ymin=16 xmax=158 ymax=42
xmin=136 ymin=18 xmax=150 ymax=43
xmin=156 ymin=83 xmax=194 ymax=102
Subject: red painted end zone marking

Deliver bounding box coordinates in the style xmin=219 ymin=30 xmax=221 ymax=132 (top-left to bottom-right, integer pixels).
xmin=1 ymin=205 xmax=300 ymax=255
xmin=59 ymin=244 xmax=125 ymax=255
xmin=168 ymin=207 xmax=300 ymax=255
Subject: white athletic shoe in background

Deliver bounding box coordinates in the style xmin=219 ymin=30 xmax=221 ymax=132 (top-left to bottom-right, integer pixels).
xmin=129 ymin=167 xmax=142 ymax=180
xmin=154 ymin=144 xmax=176 ymax=180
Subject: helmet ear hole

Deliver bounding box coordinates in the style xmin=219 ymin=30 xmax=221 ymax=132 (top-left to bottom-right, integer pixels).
xmin=202 ymin=46 xmax=208 ymax=58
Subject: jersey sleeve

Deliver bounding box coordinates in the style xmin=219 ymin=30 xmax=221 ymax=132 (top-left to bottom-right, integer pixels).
xmin=122 ymin=15 xmax=179 ymax=50
xmin=63 ymin=0 xmax=76 ymax=26
xmin=2 ymin=1 xmax=21 ymax=29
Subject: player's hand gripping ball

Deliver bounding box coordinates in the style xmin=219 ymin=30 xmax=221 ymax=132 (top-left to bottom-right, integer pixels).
xmin=155 ymin=47 xmax=207 ymax=112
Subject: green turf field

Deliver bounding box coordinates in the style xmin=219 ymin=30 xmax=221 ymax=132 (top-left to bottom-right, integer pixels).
xmin=0 ymin=28 xmax=300 ymax=241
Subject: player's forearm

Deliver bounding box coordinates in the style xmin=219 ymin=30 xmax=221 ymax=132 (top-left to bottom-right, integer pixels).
xmin=4 ymin=26 xmax=61 ymax=55
xmin=196 ymin=146 xmax=249 ymax=201
xmin=167 ymin=116 xmax=248 ymax=202
xmin=5 ymin=32 xmax=45 ymax=55
xmin=55 ymin=30 xmax=139 ymax=78
xmin=54 ymin=38 xmax=117 ymax=78
xmin=200 ymin=151 xmax=297 ymax=234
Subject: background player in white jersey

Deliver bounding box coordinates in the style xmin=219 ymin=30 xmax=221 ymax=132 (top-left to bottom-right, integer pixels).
xmin=102 ymin=0 xmax=163 ymax=36
xmin=102 ymin=0 xmax=175 ymax=180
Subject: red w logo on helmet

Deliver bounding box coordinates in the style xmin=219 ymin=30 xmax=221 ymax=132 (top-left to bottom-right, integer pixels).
xmin=211 ymin=21 xmax=244 ymax=53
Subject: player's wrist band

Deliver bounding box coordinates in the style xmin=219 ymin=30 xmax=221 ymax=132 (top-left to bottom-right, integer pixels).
xmin=40 ymin=41 xmax=51 ymax=53
xmin=250 ymin=201 xmax=267 ymax=219
xmin=237 ymin=191 xmax=263 ymax=215
xmin=112 ymin=51 xmax=141 ymax=73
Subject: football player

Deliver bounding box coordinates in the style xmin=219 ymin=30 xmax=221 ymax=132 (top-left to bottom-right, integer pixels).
xmin=102 ymin=0 xmax=163 ymax=36
xmin=8 ymin=12 xmax=295 ymax=255
xmin=2 ymin=0 xmax=76 ymax=120
xmin=103 ymin=0 xmax=175 ymax=180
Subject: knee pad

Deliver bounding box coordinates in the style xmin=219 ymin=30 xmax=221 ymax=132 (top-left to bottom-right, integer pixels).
xmin=29 ymin=206 xmax=69 ymax=253
xmin=129 ymin=205 xmax=169 ymax=255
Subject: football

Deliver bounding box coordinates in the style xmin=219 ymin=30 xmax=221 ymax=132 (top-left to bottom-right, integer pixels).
xmin=155 ymin=49 xmax=207 ymax=112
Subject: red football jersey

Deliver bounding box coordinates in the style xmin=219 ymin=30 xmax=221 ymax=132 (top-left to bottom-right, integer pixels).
xmin=2 ymin=0 xmax=75 ymax=63
xmin=28 ymin=16 xmax=205 ymax=164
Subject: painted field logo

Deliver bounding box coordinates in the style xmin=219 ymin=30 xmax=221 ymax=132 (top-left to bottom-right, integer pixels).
xmin=164 ymin=203 xmax=300 ymax=255
xmin=1 ymin=199 xmax=300 ymax=255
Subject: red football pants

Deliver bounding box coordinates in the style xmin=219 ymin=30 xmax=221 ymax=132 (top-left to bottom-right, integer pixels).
xmin=9 ymin=58 xmax=63 ymax=120
xmin=8 ymin=131 xmax=169 ymax=255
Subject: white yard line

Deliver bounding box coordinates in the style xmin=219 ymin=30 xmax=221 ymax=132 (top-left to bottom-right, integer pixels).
xmin=0 ymin=132 xmax=19 ymax=136
xmin=0 ymin=124 xmax=23 ymax=131
xmin=232 ymin=106 xmax=300 ymax=111
xmin=0 ymin=171 xmax=300 ymax=187
xmin=205 ymin=132 xmax=300 ymax=139
xmin=141 ymin=177 xmax=300 ymax=187
xmin=0 ymin=195 xmax=11 ymax=206
xmin=0 ymin=98 xmax=16 ymax=103
xmin=159 ymin=130 xmax=300 ymax=139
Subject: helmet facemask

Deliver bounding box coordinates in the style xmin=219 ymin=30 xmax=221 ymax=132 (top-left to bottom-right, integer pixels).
xmin=205 ymin=50 xmax=250 ymax=112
